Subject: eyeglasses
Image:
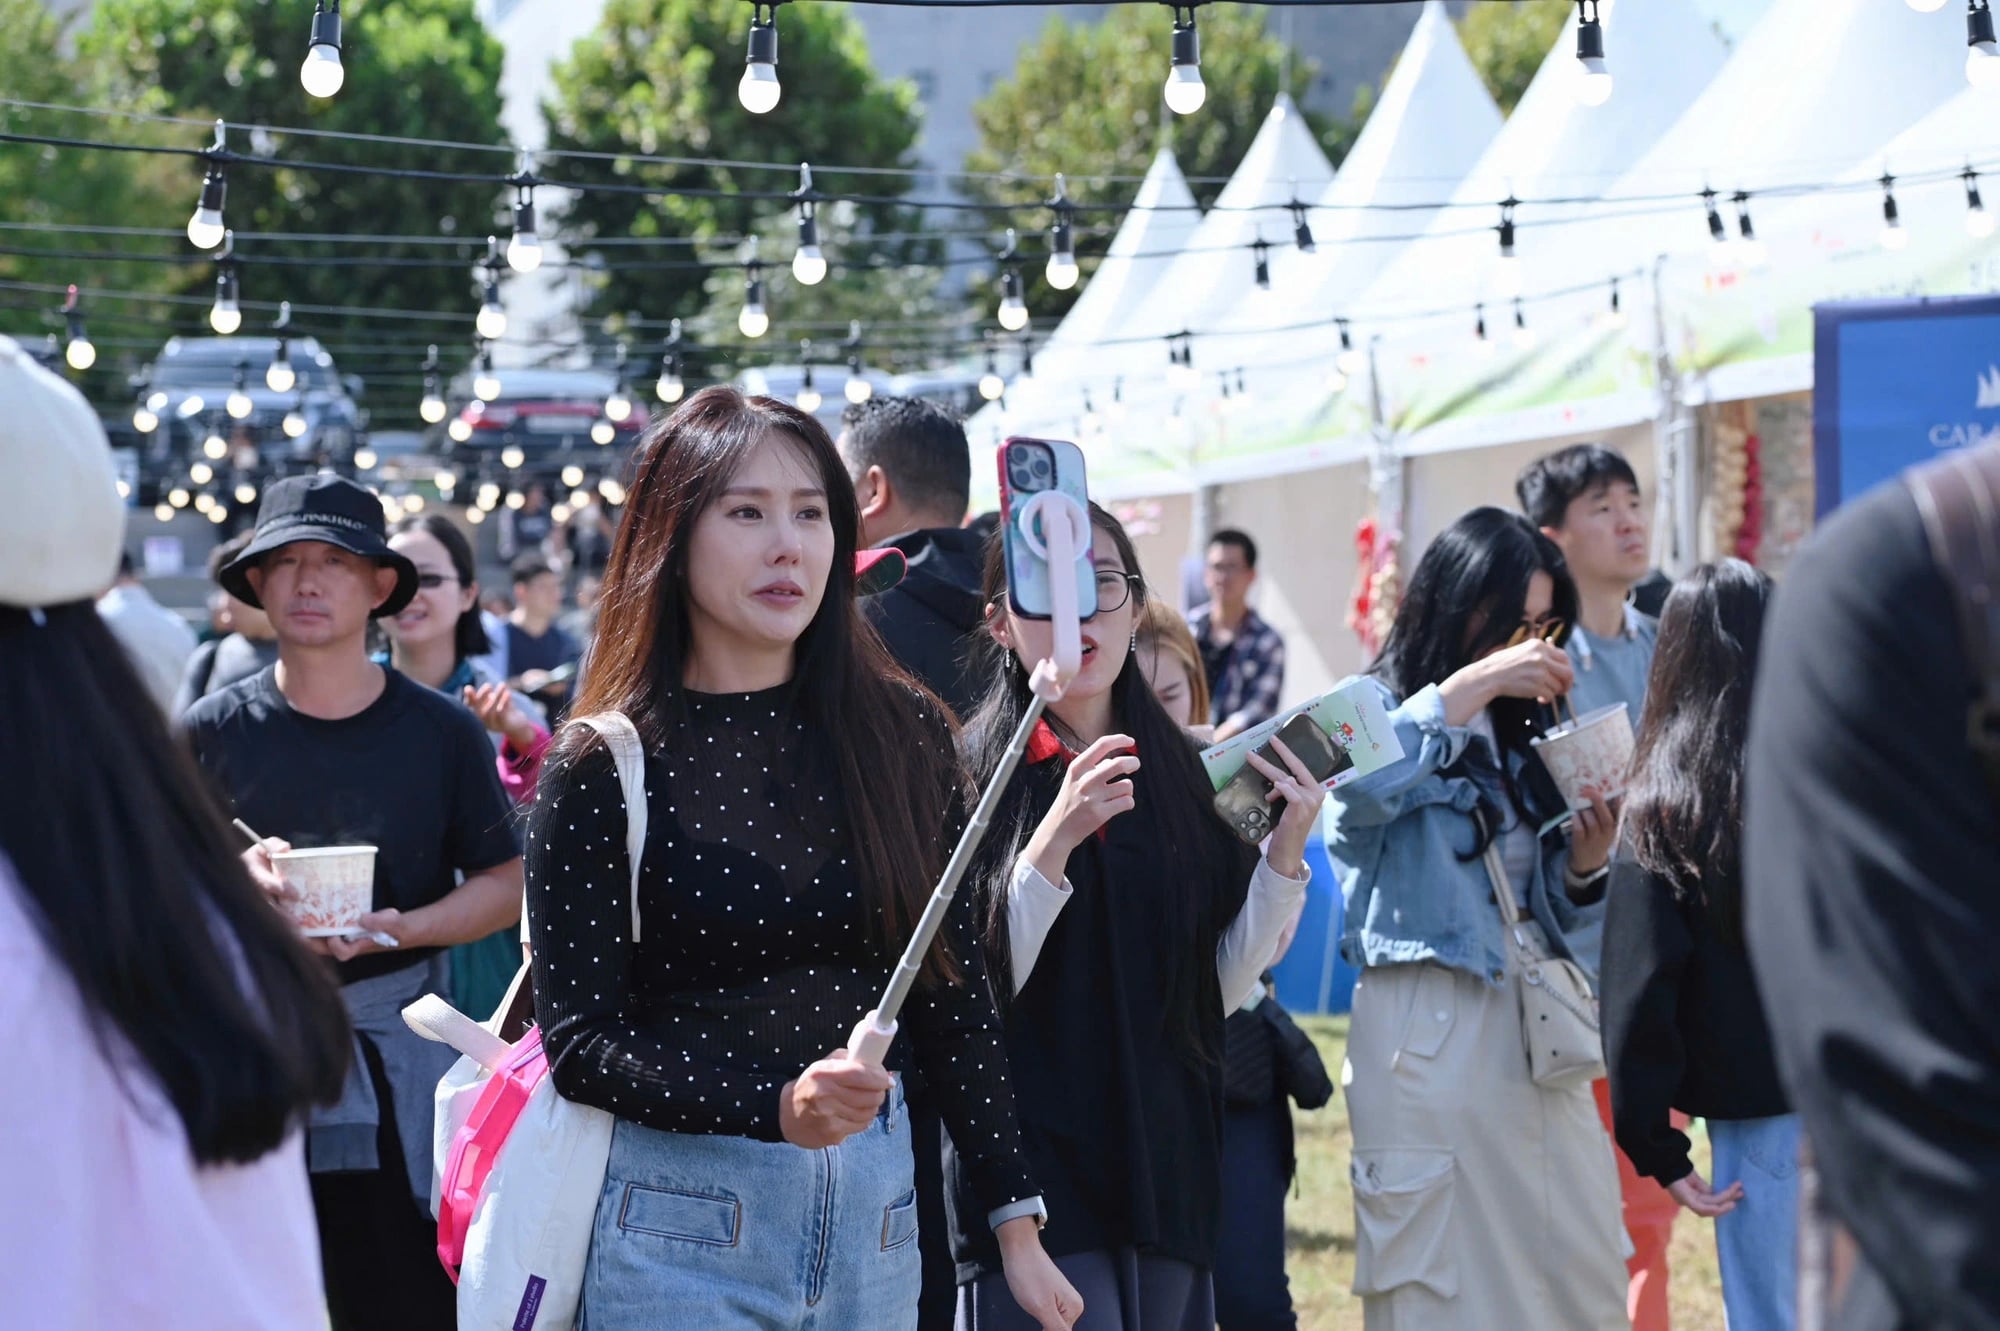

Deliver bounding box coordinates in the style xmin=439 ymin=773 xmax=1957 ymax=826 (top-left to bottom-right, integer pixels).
xmin=415 ymin=572 xmax=460 ymax=590
xmin=1095 ymin=570 xmax=1143 ymax=616
xmin=1504 ymin=616 xmax=1567 ymax=648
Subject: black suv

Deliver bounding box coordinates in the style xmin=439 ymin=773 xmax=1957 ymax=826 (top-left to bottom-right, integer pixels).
xmin=137 ymin=336 xmax=367 ymax=480
xmin=438 ymin=366 xmax=645 ymax=487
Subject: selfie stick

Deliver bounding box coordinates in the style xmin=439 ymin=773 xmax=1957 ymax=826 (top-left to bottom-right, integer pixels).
xmin=848 ymin=491 xmax=1090 ymax=1068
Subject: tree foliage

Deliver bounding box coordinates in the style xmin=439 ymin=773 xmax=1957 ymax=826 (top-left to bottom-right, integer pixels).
xmin=1456 ymin=0 xmax=1571 ymax=115
xmin=80 ymin=0 xmax=511 ymax=362
xmin=542 ymin=0 xmax=927 ymax=347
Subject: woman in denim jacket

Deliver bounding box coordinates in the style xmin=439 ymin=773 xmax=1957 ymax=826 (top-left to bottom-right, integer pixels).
xmin=1326 ymin=508 xmax=1627 ymax=1330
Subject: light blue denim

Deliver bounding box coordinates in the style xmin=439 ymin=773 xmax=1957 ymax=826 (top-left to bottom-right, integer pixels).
xmin=579 ymin=1084 xmax=921 ymax=1331
xmin=1708 ymin=1113 xmax=1802 ymax=1331
xmin=1325 ymin=677 xmax=1605 ymax=985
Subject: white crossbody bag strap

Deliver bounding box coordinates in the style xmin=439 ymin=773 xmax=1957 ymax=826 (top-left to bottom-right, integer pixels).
xmin=572 ymin=712 xmax=649 ymax=945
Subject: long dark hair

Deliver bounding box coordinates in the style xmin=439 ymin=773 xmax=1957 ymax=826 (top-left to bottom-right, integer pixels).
xmin=1370 ymin=507 xmax=1579 ymax=851
xmin=389 ymin=512 xmax=490 ymax=662
xmin=561 ymin=386 xmax=964 ymax=981
xmin=0 ymin=602 xmax=350 ymax=1164
xmin=1620 ymin=560 xmax=1772 ymax=943
xmin=963 ymin=503 xmax=1251 ymax=1061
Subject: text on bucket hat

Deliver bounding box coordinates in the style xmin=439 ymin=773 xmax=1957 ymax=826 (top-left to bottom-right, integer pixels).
xmin=0 ymin=335 xmax=125 ymax=609
xmin=218 ymin=474 xmax=420 ymax=618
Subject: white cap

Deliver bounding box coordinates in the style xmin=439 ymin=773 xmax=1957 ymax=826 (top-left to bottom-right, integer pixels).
xmin=0 ymin=334 xmax=124 ymax=608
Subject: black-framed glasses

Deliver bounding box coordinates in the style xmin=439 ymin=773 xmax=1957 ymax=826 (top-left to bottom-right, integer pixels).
xmin=1504 ymin=615 xmax=1568 ymax=649
xmin=1094 ymin=570 xmax=1143 ymax=616
xmin=415 ymin=572 xmax=460 ymax=590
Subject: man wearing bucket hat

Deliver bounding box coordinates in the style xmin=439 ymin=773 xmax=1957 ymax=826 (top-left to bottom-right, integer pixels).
xmin=184 ymin=473 xmax=524 ymax=1331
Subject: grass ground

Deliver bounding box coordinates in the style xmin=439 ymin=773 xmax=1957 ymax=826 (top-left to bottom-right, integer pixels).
xmin=1287 ymin=1017 xmax=1727 ymax=1330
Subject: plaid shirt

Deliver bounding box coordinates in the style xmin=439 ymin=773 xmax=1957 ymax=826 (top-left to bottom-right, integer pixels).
xmin=1189 ymin=603 xmax=1287 ymax=732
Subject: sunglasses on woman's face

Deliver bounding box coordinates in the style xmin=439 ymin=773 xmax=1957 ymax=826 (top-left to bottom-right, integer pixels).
xmin=415 ymin=572 xmax=460 ymax=590
xmin=1503 ymin=616 xmax=1567 ymax=649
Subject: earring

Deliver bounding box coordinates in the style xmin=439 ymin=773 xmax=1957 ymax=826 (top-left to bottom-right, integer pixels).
xmin=1129 ymin=630 xmax=1138 ymax=652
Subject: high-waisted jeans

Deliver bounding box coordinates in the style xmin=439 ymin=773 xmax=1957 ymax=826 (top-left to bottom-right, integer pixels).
xmin=579 ymin=1085 xmax=921 ymax=1331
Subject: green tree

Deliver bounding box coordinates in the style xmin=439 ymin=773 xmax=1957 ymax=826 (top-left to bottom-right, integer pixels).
xmin=961 ymin=3 xmax=1330 ymax=323
xmin=543 ymin=0 xmax=926 ymax=344
xmin=81 ymin=0 xmax=511 ymax=361
xmin=1456 ymin=0 xmax=1570 ymax=114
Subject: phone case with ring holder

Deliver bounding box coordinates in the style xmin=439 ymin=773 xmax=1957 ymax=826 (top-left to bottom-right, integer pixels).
xmin=1211 ymin=712 xmax=1350 ymax=845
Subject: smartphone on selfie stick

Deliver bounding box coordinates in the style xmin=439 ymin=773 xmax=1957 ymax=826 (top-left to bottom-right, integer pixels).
xmin=846 ymin=439 xmax=1092 ymax=1069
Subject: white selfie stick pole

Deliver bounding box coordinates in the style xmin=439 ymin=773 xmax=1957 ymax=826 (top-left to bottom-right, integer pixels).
xmin=848 ymin=491 xmax=1091 ymax=1068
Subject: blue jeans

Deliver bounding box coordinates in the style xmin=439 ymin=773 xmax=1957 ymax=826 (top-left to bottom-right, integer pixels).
xmin=579 ymin=1086 xmax=921 ymax=1331
xmin=1707 ymin=1114 xmax=1802 ymax=1331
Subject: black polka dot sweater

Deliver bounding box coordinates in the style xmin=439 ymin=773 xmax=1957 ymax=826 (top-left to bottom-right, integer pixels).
xmin=526 ymin=685 xmax=1038 ymax=1216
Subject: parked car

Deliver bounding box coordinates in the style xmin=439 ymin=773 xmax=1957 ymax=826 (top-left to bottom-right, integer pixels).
xmin=438 ymin=366 xmax=645 ymax=486
xmin=137 ymin=336 xmax=366 ymax=477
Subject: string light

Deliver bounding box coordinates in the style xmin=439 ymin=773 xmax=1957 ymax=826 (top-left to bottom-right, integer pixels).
xmin=353 ymin=445 xmax=378 ymax=469
xmin=1494 ymin=197 xmax=1522 ymax=297
xmin=301 ymin=0 xmax=344 ymax=98
xmin=466 ymin=505 xmax=486 ymax=524
xmin=845 ymin=355 xmax=872 ymax=404
xmin=1604 ymin=278 xmax=1628 ymax=330
xmin=419 ymin=344 xmax=446 ymax=422
xmin=266 ymin=338 xmax=295 ymax=392
xmin=190 ymin=461 xmax=214 ymax=484
xmin=739 ymin=4 xmax=781 ymax=115
xmin=507 ymin=178 xmax=543 ymax=273
xmin=434 ymin=469 xmax=457 ymax=490
xmin=1573 ymin=1 xmax=1612 ymax=107
xmin=598 ymin=477 xmax=626 ymax=505
xmin=226 ymin=363 xmax=253 ymax=419
xmin=133 ymin=390 xmax=159 ymax=434
xmin=209 ymin=251 xmax=241 ymax=334
xmin=1971 ymin=1 xmax=2000 ymax=87
xmin=1336 ymin=320 xmax=1365 ymax=377
xmin=448 ymin=417 xmax=473 ymax=442
xmin=500 ymin=445 xmax=525 ymax=469
xmin=1908 ymin=0 xmax=1948 ymax=11
xmin=475 ymin=245 xmax=508 ymax=340
xmin=235 ymin=482 xmax=258 ymax=504
xmin=1045 ymin=175 xmax=1078 ymax=291
xmin=1703 ymin=187 xmax=1729 ymax=249
xmin=1252 ymin=237 xmax=1270 ymax=290
xmin=193 ymin=492 xmax=215 ymax=514
xmin=1018 ymin=337 xmax=1036 ymax=382
xmin=154 ymin=502 xmax=174 ymax=522
xmin=796 ymin=341 xmax=822 ymax=412
xmin=1512 ymin=297 xmax=1536 ymax=350
xmin=605 ymin=381 xmax=634 ymax=423
xmin=187 ymin=131 xmax=228 ymax=250
xmin=168 ymin=487 xmax=191 ymax=508
xmin=1167 ymin=332 xmax=1198 ymax=390
xmin=978 ymin=344 xmax=1005 ymax=401
xmin=61 ymin=285 xmax=94 ymax=370
xmin=791 ymin=164 xmax=826 ymax=285
xmin=1289 ymin=198 xmax=1315 ymax=254
xmin=1164 ymin=7 xmax=1205 ymax=116
xmin=996 ymin=229 xmax=1029 ymax=331
xmin=1474 ymin=302 xmax=1489 ymax=351
xmin=474 ymin=347 xmax=502 ymax=402
xmin=203 ymin=432 xmax=228 ymax=459
xmin=1967 ymin=167 xmax=1997 ymax=237
xmin=656 ymin=318 xmax=685 ymax=403
xmin=738 ymin=244 xmax=770 ymax=339
xmin=1880 ymin=173 xmax=1909 ymax=251
xmin=506 ymin=489 xmax=526 ymax=510
xmin=283 ymin=409 xmax=307 ymax=438
xmin=1733 ymin=192 xmax=1767 ymax=268
xmin=591 ymin=420 xmax=616 ymax=445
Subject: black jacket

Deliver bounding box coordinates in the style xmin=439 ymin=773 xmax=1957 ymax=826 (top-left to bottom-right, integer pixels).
xmin=1745 ymin=477 xmax=2000 ymax=1331
xmin=1602 ymin=858 xmax=1789 ymax=1187
xmin=862 ymin=526 xmax=988 ymax=723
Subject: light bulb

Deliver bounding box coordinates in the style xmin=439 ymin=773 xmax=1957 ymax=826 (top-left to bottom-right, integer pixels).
xmin=605 ymin=391 xmax=634 ymax=423
xmin=195 ymin=493 xmax=214 ymax=513
xmin=283 ymin=412 xmax=307 ymax=438
xmin=1046 ymin=252 xmax=1079 ymax=291
xmin=301 ymin=43 xmax=344 ymax=98
xmin=740 ymin=15 xmax=782 ymax=114
xmin=1972 ymin=202 xmax=1998 ymax=239
xmin=190 ymin=462 xmax=215 ymax=485
xmin=1738 ymin=237 xmax=1769 ymax=269
xmin=420 ymin=392 xmax=447 ymax=423
xmin=1164 ymin=66 xmax=1206 ymax=116
xmin=133 ymin=406 xmax=159 ymax=433
xmin=1325 ymin=366 xmax=1348 ymax=395
xmin=1493 ymin=253 xmax=1523 ymax=299
xmin=979 ymin=372 xmax=1005 ymax=402
xmin=209 ymin=296 xmax=241 ymax=335
xmin=598 ymin=478 xmax=626 ymax=505
xmin=466 ymin=506 xmax=485 ymax=525
xmin=998 ymin=292 xmax=1029 ymax=332
xmin=1575 ymin=59 xmax=1613 ymax=107
xmin=235 ymin=483 xmax=258 ymax=504
xmin=792 ymin=245 xmax=827 ymax=286
xmin=474 ymin=371 xmax=502 ymax=401
xmin=507 ymin=200 xmax=543 ymax=273
xmin=1337 ymin=346 xmax=1366 ymax=378
xmin=168 ymin=487 xmax=190 ymax=508
xmin=265 ymin=359 xmax=295 ymax=392
xmin=561 ymin=464 xmax=585 ymax=487
xmin=354 ymin=447 xmax=378 ymax=470
xmin=177 ymin=394 xmax=203 ymax=416
xmin=477 ymin=483 xmax=501 ymax=508
xmin=476 ymin=297 xmax=508 ymax=342
xmin=448 ymin=417 xmax=473 ymax=443
xmin=551 ymin=503 xmax=572 ymax=524
xmin=1971 ymin=41 xmax=2000 ymax=87
xmin=591 ymin=420 xmax=616 ymax=445
xmin=227 ymin=390 xmax=253 ymax=419
xmin=845 ymin=374 xmax=872 ymax=405
xmin=187 ymin=169 xmax=227 ymax=249
xmin=435 ymin=469 xmax=457 ymax=490
xmin=65 ymin=337 xmax=95 ymax=371
xmin=1882 ymin=219 xmax=1910 ymax=252
xmin=738 ymin=301 xmax=769 ymax=339
xmin=656 ymin=371 xmax=684 ymax=403
xmin=797 ymin=385 xmax=822 ymax=413
xmin=203 ymin=434 xmax=228 ymax=459
xmin=506 ymin=490 xmax=526 ymax=511
xmin=403 ymin=494 xmax=425 ymax=514
xmin=1513 ymin=324 xmax=1538 ymax=351
xmin=569 ymin=489 xmax=591 ymax=509
xmin=1907 ymin=0 xmax=1948 ymax=10
xmin=500 ymin=445 xmax=525 ymax=469
xmin=155 ymin=502 xmax=174 ymax=522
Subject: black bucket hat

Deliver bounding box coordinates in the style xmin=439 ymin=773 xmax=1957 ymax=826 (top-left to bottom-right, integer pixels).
xmin=218 ymin=474 xmax=420 ymax=618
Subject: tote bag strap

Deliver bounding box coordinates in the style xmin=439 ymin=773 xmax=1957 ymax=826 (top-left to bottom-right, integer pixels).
xmin=570 ymin=711 xmax=650 ymax=944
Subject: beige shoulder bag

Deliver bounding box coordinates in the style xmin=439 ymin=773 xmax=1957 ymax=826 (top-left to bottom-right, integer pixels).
xmin=1482 ymin=837 xmax=1605 ymax=1090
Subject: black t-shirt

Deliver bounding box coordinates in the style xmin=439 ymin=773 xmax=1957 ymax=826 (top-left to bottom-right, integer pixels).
xmin=505 ymin=621 xmax=580 ymax=676
xmin=183 ymin=665 xmax=522 ymax=984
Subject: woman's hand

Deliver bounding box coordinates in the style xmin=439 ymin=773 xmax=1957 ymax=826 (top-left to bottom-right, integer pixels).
xmin=1244 ymin=734 xmax=1327 ymax=879
xmin=1439 ymin=640 xmax=1574 ymax=725
xmin=996 ymin=1218 xmax=1084 ymax=1330
xmin=1023 ymin=734 xmax=1139 ymax=883
xmin=1568 ymin=791 xmax=1617 ymax=876
xmin=241 ymin=836 xmax=295 ymax=907
xmin=1666 ymin=1169 xmax=1743 ymax=1218
xmin=463 ymin=682 xmax=543 ymax=751
xmin=777 ymin=1050 xmax=893 ymax=1149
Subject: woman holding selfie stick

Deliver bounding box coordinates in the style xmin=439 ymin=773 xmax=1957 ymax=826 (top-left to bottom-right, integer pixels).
xmin=1325 ymin=507 xmax=1625 ymax=1330
xmin=526 ymin=388 xmax=1076 ymax=1331
xmin=955 ymin=503 xmax=1320 ymax=1331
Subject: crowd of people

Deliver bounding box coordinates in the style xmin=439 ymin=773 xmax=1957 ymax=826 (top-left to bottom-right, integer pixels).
xmin=5 ymin=320 xmax=1999 ymax=1331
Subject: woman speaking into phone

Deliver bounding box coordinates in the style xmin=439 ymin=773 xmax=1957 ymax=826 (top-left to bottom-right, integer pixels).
xmin=953 ymin=500 xmax=1321 ymax=1330
xmin=1324 ymin=507 xmax=1625 ymax=1329
xmin=526 ymin=389 xmax=1075 ymax=1330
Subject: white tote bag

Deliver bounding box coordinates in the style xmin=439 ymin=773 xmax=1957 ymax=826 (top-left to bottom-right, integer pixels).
xmin=404 ymin=712 xmax=648 ymax=1331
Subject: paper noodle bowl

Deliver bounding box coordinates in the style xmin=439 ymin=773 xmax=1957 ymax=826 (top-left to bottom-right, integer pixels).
xmin=272 ymin=845 xmax=377 ymax=935
xmin=1529 ymin=703 xmax=1634 ymax=812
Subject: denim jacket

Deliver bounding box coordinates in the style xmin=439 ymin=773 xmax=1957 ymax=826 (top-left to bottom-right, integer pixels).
xmin=1326 ymin=677 xmax=1605 ymax=986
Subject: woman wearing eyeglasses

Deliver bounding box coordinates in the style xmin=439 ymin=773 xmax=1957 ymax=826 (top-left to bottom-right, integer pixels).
xmin=381 ymin=514 xmax=552 ymax=1016
xmin=1324 ymin=507 xmax=1627 ymax=1330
